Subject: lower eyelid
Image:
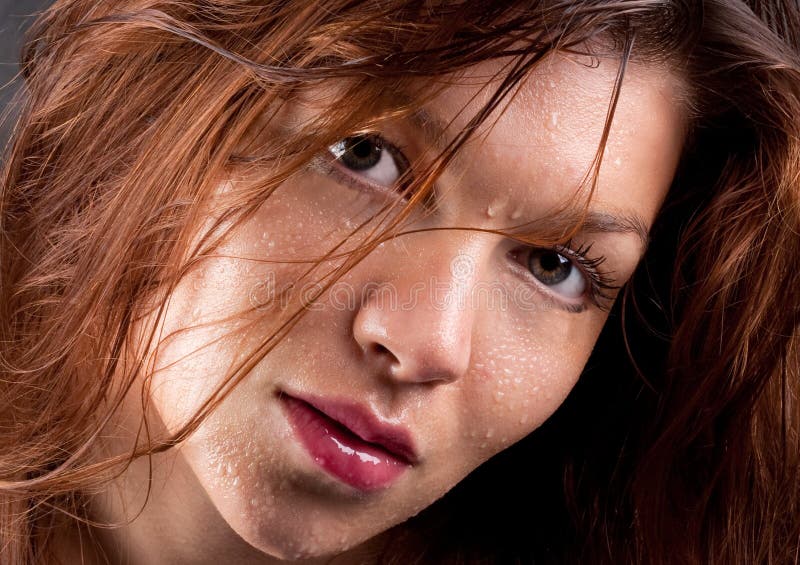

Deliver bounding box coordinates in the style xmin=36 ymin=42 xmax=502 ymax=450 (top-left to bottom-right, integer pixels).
xmin=309 ymin=153 xmax=402 ymax=207
xmin=505 ymin=252 xmax=591 ymax=313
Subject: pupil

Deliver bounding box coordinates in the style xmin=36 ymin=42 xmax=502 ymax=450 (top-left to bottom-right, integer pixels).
xmin=539 ymin=252 xmax=563 ymax=273
xmin=340 ymin=135 xmax=381 ymax=170
xmin=349 ymin=136 xmax=374 ymax=159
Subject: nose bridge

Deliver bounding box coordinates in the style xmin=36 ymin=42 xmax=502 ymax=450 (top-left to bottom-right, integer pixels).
xmin=352 ymin=234 xmax=483 ymax=385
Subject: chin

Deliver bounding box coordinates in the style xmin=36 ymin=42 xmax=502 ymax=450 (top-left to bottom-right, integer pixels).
xmin=225 ymin=501 xmax=387 ymax=562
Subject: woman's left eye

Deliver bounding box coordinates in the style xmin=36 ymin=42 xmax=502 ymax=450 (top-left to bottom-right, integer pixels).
xmin=526 ymin=249 xmax=587 ymax=299
xmin=328 ymin=134 xmax=409 ymax=189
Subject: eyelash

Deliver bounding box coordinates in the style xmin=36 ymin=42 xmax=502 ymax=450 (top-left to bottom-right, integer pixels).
xmin=321 ymin=132 xmax=621 ymax=313
xmin=547 ymin=242 xmax=619 ymax=312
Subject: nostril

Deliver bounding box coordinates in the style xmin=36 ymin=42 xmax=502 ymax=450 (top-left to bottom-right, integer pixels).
xmin=363 ymin=342 xmax=398 ymax=365
xmin=370 ymin=343 xmax=392 ymax=357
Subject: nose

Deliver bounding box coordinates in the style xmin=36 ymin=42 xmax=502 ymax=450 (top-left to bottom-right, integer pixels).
xmin=352 ymin=244 xmax=478 ymax=386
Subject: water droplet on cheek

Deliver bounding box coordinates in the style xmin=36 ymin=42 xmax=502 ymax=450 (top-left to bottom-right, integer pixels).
xmin=545 ymin=111 xmax=559 ymax=131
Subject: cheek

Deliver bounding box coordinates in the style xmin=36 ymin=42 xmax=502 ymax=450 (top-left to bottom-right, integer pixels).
xmin=140 ymin=177 xmax=357 ymax=427
xmin=461 ymin=311 xmax=605 ymax=457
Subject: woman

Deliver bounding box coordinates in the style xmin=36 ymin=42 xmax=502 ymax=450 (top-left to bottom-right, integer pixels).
xmin=2 ymin=0 xmax=799 ymax=563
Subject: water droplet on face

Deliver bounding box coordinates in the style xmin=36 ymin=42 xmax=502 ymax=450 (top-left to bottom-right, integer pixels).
xmin=510 ymin=207 xmax=523 ymax=220
xmin=543 ymin=111 xmax=560 ymax=133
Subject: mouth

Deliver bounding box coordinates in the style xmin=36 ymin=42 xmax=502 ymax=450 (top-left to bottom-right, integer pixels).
xmin=277 ymin=390 xmax=418 ymax=492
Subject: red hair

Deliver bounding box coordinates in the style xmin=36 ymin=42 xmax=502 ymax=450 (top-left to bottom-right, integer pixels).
xmin=2 ymin=1 xmax=800 ymax=563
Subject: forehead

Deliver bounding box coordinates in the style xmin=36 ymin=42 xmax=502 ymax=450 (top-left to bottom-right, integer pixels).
xmin=419 ymin=51 xmax=687 ymax=235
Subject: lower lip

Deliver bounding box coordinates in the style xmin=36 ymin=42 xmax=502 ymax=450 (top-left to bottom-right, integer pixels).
xmin=280 ymin=394 xmax=411 ymax=492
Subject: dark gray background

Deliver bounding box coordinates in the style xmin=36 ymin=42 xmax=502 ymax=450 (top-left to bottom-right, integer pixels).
xmin=1 ymin=0 xmax=52 ymax=148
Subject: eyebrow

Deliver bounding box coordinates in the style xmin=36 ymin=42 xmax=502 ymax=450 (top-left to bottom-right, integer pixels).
xmin=397 ymin=100 xmax=652 ymax=250
xmin=579 ymin=210 xmax=650 ymax=249
xmin=408 ymin=106 xmax=455 ymax=153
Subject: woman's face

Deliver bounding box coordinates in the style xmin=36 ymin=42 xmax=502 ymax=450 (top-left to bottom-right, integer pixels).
xmin=100 ymin=53 xmax=685 ymax=563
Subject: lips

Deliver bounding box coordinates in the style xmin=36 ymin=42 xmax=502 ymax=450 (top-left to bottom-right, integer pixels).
xmin=278 ymin=391 xmax=418 ymax=492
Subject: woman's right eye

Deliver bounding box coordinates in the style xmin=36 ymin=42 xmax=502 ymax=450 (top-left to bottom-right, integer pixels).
xmin=328 ymin=134 xmax=409 ymax=191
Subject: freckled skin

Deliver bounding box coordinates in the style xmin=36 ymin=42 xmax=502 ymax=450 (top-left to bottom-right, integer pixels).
xmin=83 ymin=52 xmax=686 ymax=564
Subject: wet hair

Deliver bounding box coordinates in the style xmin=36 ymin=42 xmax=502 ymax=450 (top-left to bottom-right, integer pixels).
xmin=2 ymin=1 xmax=800 ymax=563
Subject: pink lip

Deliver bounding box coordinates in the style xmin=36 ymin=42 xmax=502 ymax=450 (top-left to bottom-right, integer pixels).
xmin=278 ymin=391 xmax=418 ymax=492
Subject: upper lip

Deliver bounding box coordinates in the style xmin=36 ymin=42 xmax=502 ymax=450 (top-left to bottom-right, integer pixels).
xmin=281 ymin=390 xmax=419 ymax=465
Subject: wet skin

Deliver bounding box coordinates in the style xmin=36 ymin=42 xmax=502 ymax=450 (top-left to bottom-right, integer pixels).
xmin=69 ymin=52 xmax=686 ymax=564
